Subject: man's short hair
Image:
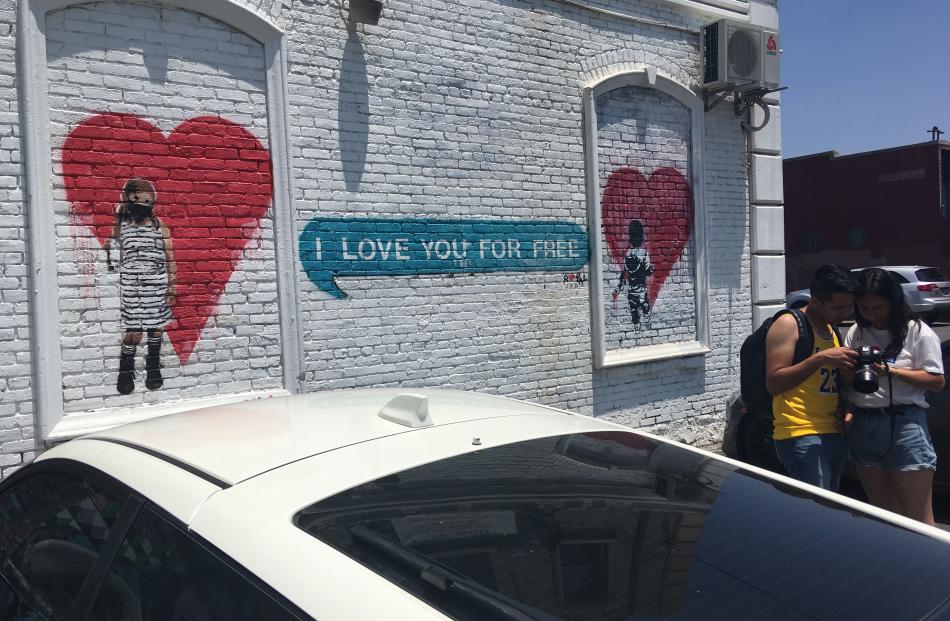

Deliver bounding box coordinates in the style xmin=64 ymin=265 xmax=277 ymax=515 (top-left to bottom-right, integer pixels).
xmin=810 ymin=264 xmax=857 ymax=302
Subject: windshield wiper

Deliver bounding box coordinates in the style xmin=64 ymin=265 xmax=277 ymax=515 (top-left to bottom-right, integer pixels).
xmin=350 ymin=525 xmax=562 ymax=621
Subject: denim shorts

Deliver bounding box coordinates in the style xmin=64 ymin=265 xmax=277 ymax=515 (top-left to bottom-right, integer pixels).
xmin=847 ymin=405 xmax=937 ymax=471
xmin=774 ymin=433 xmax=846 ymax=491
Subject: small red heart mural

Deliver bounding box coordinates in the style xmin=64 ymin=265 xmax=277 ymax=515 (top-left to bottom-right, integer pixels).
xmin=601 ymin=166 xmax=693 ymax=304
xmin=62 ymin=113 xmax=273 ymax=364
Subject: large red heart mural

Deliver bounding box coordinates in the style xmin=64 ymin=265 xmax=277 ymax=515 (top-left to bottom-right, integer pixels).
xmin=62 ymin=113 xmax=273 ymax=364
xmin=601 ymin=166 xmax=693 ymax=305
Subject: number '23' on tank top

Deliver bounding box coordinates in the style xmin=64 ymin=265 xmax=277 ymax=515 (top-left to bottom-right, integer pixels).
xmin=772 ymin=329 xmax=841 ymax=440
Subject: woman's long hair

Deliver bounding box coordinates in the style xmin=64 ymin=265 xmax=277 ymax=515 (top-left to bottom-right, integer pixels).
xmin=853 ymin=267 xmax=918 ymax=358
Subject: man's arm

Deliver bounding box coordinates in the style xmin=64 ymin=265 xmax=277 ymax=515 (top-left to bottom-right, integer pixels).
xmin=765 ymin=314 xmax=856 ymax=395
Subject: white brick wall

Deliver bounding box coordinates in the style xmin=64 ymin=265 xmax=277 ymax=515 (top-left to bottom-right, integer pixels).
xmin=289 ymin=0 xmax=752 ymax=438
xmin=0 ymin=0 xmax=772 ymax=474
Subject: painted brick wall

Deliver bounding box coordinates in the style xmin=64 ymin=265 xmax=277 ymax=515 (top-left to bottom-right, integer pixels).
xmin=0 ymin=0 xmax=767 ymax=474
xmin=287 ymin=0 xmax=752 ymax=446
xmin=45 ymin=2 xmax=283 ymax=415
xmin=595 ymin=100 xmax=750 ymax=443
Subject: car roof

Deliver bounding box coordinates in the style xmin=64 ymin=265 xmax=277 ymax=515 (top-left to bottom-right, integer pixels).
xmin=50 ymin=389 xmax=576 ymax=487
xmin=856 ymin=265 xmax=943 ymax=276
xmin=199 ymin=417 xmax=950 ymax=620
xmin=34 ymin=391 xmax=950 ymax=620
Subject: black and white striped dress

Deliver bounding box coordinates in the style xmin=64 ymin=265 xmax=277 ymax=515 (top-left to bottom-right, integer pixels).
xmin=119 ymin=220 xmax=173 ymax=330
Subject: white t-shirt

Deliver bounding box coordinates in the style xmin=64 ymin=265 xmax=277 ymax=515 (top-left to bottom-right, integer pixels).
xmin=844 ymin=320 xmax=944 ymax=408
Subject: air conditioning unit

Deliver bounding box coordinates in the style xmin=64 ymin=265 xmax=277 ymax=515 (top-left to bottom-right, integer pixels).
xmin=702 ymin=19 xmax=780 ymax=91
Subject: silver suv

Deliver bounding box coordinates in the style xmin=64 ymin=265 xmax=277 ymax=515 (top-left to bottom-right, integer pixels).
xmin=785 ymin=265 xmax=950 ymax=321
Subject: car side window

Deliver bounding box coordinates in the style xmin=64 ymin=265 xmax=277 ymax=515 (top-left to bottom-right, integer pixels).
xmin=0 ymin=471 xmax=126 ymax=620
xmin=888 ymin=271 xmax=909 ymax=284
xmin=90 ymin=507 xmax=301 ymax=621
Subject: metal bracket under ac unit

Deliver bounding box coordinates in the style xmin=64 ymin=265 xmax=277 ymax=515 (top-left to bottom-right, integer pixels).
xmin=703 ymin=84 xmax=786 ymax=113
xmin=703 ymin=85 xmax=787 ymax=132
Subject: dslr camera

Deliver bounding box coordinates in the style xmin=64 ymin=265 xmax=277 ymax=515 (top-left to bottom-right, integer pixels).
xmin=852 ymin=345 xmax=886 ymax=394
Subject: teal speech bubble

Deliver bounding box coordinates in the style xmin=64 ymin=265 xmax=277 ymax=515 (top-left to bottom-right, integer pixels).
xmin=299 ymin=217 xmax=590 ymax=298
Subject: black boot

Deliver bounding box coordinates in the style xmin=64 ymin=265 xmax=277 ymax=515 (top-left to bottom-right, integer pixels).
xmin=145 ymin=332 xmax=164 ymax=390
xmin=117 ymin=347 xmax=136 ymax=395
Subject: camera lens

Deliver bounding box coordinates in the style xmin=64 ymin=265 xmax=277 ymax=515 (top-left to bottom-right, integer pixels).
xmin=853 ymin=367 xmax=879 ymax=394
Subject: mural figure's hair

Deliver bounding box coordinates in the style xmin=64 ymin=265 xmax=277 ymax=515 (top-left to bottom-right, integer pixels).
xmin=122 ymin=178 xmax=157 ymax=199
xmin=628 ymin=219 xmax=644 ymax=247
xmin=116 ymin=178 xmax=159 ymax=227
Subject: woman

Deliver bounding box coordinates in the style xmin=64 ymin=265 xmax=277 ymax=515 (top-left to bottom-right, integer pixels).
xmin=845 ymin=268 xmax=944 ymax=525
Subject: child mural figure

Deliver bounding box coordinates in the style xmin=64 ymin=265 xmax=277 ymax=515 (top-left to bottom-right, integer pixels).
xmin=105 ymin=179 xmax=176 ymax=395
xmin=613 ymin=219 xmax=654 ymax=329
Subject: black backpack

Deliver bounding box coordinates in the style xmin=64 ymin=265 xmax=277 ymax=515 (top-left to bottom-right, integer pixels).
xmin=739 ymin=309 xmax=815 ymax=422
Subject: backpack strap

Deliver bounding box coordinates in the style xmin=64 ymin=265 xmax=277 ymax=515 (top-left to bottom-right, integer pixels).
xmin=788 ymin=308 xmax=814 ymax=365
xmin=772 ymin=308 xmax=815 ymax=366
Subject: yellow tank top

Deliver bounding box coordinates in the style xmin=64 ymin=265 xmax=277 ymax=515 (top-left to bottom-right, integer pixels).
xmin=771 ymin=328 xmax=842 ymax=440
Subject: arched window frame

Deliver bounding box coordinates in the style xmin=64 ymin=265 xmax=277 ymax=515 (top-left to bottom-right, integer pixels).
xmin=582 ymin=68 xmax=710 ymax=368
xmin=17 ymin=0 xmax=301 ymax=439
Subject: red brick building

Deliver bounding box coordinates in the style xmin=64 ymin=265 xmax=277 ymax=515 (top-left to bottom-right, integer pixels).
xmin=784 ymin=141 xmax=950 ymax=290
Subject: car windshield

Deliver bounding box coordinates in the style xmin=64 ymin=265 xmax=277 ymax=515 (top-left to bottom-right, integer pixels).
xmin=915 ymin=267 xmax=948 ymax=282
xmin=295 ymin=432 xmax=950 ymax=621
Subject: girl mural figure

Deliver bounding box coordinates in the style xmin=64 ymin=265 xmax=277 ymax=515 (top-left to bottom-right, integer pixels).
xmin=105 ymin=179 xmax=176 ymax=394
xmin=613 ymin=219 xmax=653 ymax=330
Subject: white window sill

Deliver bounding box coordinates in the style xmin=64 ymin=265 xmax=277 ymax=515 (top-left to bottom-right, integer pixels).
xmin=598 ymin=341 xmax=710 ymax=368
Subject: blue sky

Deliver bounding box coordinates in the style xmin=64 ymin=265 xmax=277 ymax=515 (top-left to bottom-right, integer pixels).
xmin=779 ymin=0 xmax=949 ymax=157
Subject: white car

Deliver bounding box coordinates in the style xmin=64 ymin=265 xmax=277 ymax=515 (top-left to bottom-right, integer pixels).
xmin=786 ymin=265 xmax=950 ymax=321
xmin=3 ymin=389 xmax=950 ymax=620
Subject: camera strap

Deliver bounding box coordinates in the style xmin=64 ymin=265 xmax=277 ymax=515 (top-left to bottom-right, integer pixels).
xmin=878 ymin=365 xmax=898 ymax=462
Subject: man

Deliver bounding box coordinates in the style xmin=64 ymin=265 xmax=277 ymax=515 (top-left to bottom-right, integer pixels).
xmin=765 ymin=264 xmax=858 ymax=490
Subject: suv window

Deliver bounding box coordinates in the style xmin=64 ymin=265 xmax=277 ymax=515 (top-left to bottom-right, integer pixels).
xmin=89 ymin=507 xmax=301 ymax=621
xmin=0 ymin=472 xmax=126 ymax=619
xmin=915 ymin=268 xmax=947 ymax=282
xmin=888 ymin=271 xmax=909 ymax=284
